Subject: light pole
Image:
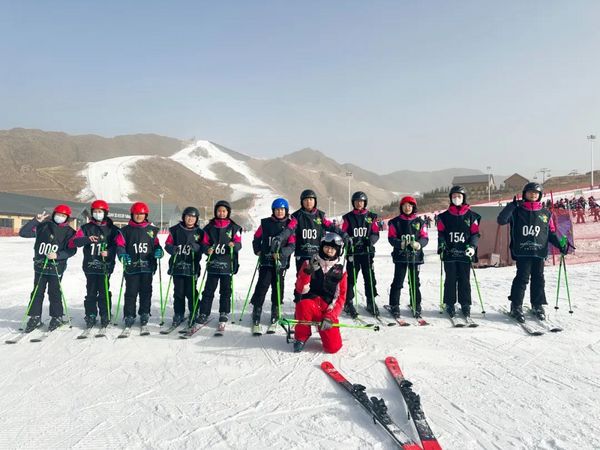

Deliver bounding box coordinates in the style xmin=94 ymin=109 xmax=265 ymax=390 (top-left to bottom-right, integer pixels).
xmin=327 ymin=196 xmax=332 ymax=217
xmin=159 ymin=193 xmax=164 ymax=231
xmin=588 ymin=134 xmax=596 ymax=189
xmin=486 ymin=166 xmax=492 ymax=202
xmin=333 ymin=199 xmax=336 ymax=218
xmin=346 ymin=171 xmax=353 ymax=210
xmin=535 ymin=168 xmax=551 ymax=185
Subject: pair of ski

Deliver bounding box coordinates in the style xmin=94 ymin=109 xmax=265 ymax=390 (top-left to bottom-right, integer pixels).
xmin=178 ymin=318 xmax=216 ymax=339
xmin=384 ymin=305 xmax=429 ymax=327
xmin=5 ymin=321 xmax=69 ymax=344
xmin=117 ymin=325 xmax=150 ymax=338
xmin=502 ymin=307 xmax=563 ymax=336
xmin=77 ymin=325 xmax=108 ymax=339
xmin=446 ymin=313 xmax=478 ymax=328
xmin=252 ymin=321 xmax=278 ymax=336
xmin=322 ymin=356 xmax=441 ymax=450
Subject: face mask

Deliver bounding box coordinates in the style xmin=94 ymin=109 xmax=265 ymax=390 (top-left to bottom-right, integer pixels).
xmin=54 ymin=214 xmax=67 ymax=224
xmin=93 ymin=212 xmax=104 ymax=221
xmin=451 ymin=197 xmax=463 ymax=207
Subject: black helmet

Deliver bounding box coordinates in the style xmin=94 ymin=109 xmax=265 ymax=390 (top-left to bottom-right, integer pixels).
xmin=522 ymin=182 xmax=542 ymax=201
xmin=449 ymin=185 xmax=467 ymax=205
xmin=300 ymin=189 xmax=317 ymax=208
xmin=351 ymin=191 xmax=368 ymax=208
xmin=182 ymin=206 xmax=200 ymax=225
xmin=214 ymin=200 xmax=231 ymax=218
xmin=319 ymin=231 xmax=344 ymax=260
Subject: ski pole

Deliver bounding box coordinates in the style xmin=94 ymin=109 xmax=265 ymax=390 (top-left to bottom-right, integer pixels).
xmin=350 ymin=242 xmax=359 ymax=308
xmin=439 ymin=255 xmax=444 ymax=314
xmin=238 ymin=256 xmax=260 ymax=323
xmin=366 ymin=246 xmax=377 ymax=309
xmin=158 ymin=257 xmax=165 ymax=325
xmin=113 ymin=260 xmax=126 ymax=325
xmin=230 ymin=245 xmax=235 ymax=317
xmin=53 ymin=261 xmax=72 ymax=327
xmin=164 ymin=253 xmax=177 ymax=313
xmin=101 ymin=243 xmax=112 ymax=322
xmin=554 ymin=253 xmax=563 ymax=310
xmin=190 ymin=252 xmax=211 ymax=324
xmin=561 ymin=255 xmax=573 ymax=314
xmin=19 ymin=257 xmax=49 ymax=330
xmin=281 ymin=318 xmax=380 ymax=331
xmin=470 ymin=260 xmax=486 ymax=314
xmin=275 ymin=255 xmax=283 ymax=321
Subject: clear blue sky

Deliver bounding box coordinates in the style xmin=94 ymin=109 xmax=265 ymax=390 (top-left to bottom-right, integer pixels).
xmin=2 ymin=0 xmax=599 ymax=178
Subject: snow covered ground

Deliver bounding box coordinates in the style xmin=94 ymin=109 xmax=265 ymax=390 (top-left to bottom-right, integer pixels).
xmin=1 ymin=230 xmax=599 ymax=450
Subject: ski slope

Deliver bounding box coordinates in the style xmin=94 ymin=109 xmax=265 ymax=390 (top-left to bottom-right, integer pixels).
xmin=78 ymin=155 xmax=150 ymax=202
xmin=0 ymin=231 xmax=598 ymax=450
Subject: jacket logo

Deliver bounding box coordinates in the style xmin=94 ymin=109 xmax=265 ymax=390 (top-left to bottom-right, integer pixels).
xmin=147 ymin=231 xmax=155 ymax=238
xmin=226 ymin=230 xmax=233 ymax=239
xmin=539 ymin=214 xmax=548 ymax=223
xmin=414 ymin=223 xmax=421 ymax=231
xmin=314 ymin=218 xmax=322 ymax=225
xmin=366 ymin=217 xmax=373 ymax=224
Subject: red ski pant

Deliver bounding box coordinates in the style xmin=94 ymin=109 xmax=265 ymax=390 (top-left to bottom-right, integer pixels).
xmin=294 ymin=297 xmax=342 ymax=354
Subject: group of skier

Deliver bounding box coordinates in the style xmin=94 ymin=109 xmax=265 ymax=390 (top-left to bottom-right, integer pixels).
xmin=17 ymin=181 xmax=570 ymax=352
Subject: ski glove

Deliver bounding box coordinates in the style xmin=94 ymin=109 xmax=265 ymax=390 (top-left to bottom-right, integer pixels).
xmin=154 ymin=247 xmax=164 ymax=259
xmin=437 ymin=243 xmax=446 ymax=255
xmin=411 ymin=241 xmax=421 ymax=251
xmin=119 ymin=253 xmax=132 ymax=265
xmin=320 ymin=318 xmax=333 ymax=331
xmin=465 ymin=246 xmax=475 ymax=258
xmin=293 ymin=291 xmax=302 ymax=303
xmin=270 ymin=236 xmax=282 ymax=253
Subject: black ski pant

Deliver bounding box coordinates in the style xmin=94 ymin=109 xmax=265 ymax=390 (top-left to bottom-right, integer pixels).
xmin=346 ymin=254 xmax=378 ymax=308
xmin=509 ymin=257 xmax=547 ymax=307
xmin=200 ymin=274 xmax=232 ymax=316
xmin=443 ymin=261 xmax=471 ymax=306
xmin=250 ymin=266 xmax=285 ymax=320
xmin=389 ymin=262 xmax=421 ymax=309
xmin=173 ymin=275 xmax=197 ymax=316
xmin=28 ymin=272 xmax=64 ymax=318
xmin=84 ymin=273 xmax=112 ymax=318
xmin=124 ymin=272 xmax=153 ymax=318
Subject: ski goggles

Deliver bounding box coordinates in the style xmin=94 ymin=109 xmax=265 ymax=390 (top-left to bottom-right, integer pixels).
xmin=321 ymin=232 xmax=343 ymax=248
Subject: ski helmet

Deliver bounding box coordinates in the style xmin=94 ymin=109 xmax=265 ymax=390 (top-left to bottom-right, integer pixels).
xmin=181 ymin=206 xmax=200 ymax=224
xmin=319 ymin=231 xmax=344 ymax=260
xmin=522 ymin=182 xmax=543 ymax=201
xmin=351 ymin=191 xmax=368 ymax=208
xmin=214 ymin=200 xmax=231 ymax=218
xmin=91 ymin=200 xmax=109 ymax=213
xmin=300 ymin=189 xmax=317 ymax=208
xmin=130 ymin=202 xmax=150 ymax=215
xmin=53 ymin=204 xmax=71 ymax=218
xmin=449 ymin=186 xmax=467 ymax=205
xmin=271 ymin=198 xmax=289 ymax=214
xmin=399 ymin=196 xmax=417 ymax=213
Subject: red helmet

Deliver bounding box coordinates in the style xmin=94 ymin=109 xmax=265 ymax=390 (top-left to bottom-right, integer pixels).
xmin=400 ymin=196 xmax=417 ymax=207
xmin=91 ymin=199 xmax=109 ymax=212
xmin=54 ymin=204 xmax=72 ymax=216
xmin=130 ymin=202 xmax=150 ymax=215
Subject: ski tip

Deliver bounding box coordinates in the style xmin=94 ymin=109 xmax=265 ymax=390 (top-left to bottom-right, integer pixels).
xmin=385 ymin=356 xmax=397 ymax=365
xmin=320 ymin=361 xmax=333 ymax=370
xmin=421 ymin=440 xmax=443 ymax=450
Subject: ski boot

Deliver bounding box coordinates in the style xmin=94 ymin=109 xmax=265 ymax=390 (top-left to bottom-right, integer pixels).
xmin=218 ymin=312 xmax=230 ymax=323
xmin=25 ymin=316 xmax=42 ymax=333
xmin=510 ymin=304 xmax=525 ymax=323
xmin=343 ymin=302 xmax=359 ymax=319
xmin=293 ymin=340 xmax=306 ymax=353
xmin=251 ymin=305 xmax=262 ymax=323
xmin=366 ymin=302 xmax=379 ymax=316
xmin=389 ymin=305 xmax=401 ymax=319
xmin=196 ymin=314 xmax=209 ymax=325
xmin=124 ymin=316 xmax=135 ymax=327
xmin=460 ymin=304 xmax=471 ymax=318
xmin=84 ymin=314 xmax=97 ymax=328
xmin=531 ymin=305 xmax=546 ymax=321
xmin=413 ymin=305 xmax=422 ymax=319
xmin=139 ymin=313 xmax=150 ymax=326
xmin=100 ymin=315 xmax=110 ymax=328
xmin=48 ymin=316 xmax=67 ymax=331
xmin=172 ymin=314 xmax=184 ymax=327
xmin=445 ymin=304 xmax=456 ymax=318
